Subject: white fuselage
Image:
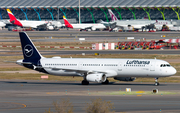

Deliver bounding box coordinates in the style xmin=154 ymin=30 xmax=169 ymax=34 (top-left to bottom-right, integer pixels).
xmin=115 ymin=20 xmax=173 ymax=30
xmin=0 ymin=21 xmax=6 ymax=27
xmin=20 ymin=20 xmax=47 ymax=28
xmin=39 ymin=58 xmax=176 ymax=77
xmin=71 ymin=23 xmax=106 ymax=30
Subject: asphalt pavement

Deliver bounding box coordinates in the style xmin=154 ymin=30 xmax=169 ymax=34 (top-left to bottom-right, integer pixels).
xmin=0 ymin=80 xmax=180 ymax=113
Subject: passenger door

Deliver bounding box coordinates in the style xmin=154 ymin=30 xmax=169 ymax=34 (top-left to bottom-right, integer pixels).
xmin=79 ymin=62 xmax=83 ymax=69
xmin=150 ymin=61 xmax=155 ymax=71
xmin=118 ymin=62 xmax=122 ymax=71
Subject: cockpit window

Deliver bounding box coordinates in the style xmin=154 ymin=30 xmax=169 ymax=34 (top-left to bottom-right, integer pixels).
xmin=160 ymin=64 xmax=171 ymax=67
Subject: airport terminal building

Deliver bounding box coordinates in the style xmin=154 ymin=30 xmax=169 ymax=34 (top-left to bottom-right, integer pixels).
xmin=1 ymin=0 xmax=180 ymax=23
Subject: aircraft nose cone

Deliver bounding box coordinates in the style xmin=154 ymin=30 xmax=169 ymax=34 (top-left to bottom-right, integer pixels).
xmin=171 ymin=67 xmax=177 ymax=75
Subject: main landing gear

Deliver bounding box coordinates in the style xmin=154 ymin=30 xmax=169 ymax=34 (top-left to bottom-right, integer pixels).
xmin=81 ymin=79 xmax=109 ymax=85
xmin=102 ymin=79 xmax=109 ymax=85
xmin=82 ymin=80 xmax=89 ymax=85
xmin=154 ymin=78 xmax=159 ymax=86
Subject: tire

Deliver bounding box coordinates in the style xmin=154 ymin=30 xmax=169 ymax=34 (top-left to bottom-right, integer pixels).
xmin=102 ymin=79 xmax=109 ymax=85
xmin=82 ymin=80 xmax=89 ymax=85
xmin=155 ymin=82 xmax=159 ymax=86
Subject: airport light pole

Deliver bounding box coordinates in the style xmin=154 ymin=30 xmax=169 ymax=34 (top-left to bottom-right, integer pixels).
xmin=58 ymin=7 xmax=59 ymax=21
xmin=79 ymin=0 xmax=81 ymax=24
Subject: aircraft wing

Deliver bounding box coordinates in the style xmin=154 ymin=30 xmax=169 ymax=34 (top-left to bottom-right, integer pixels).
xmin=29 ymin=23 xmax=47 ymax=29
xmin=46 ymin=67 xmax=117 ymax=77
xmin=45 ymin=67 xmax=108 ymax=74
xmin=29 ymin=25 xmax=38 ymax=28
xmin=101 ymin=21 xmax=116 ymax=28
xmin=81 ymin=26 xmax=93 ymax=30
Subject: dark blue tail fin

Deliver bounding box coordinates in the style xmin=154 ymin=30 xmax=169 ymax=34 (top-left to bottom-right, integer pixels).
xmin=19 ymin=32 xmax=42 ymax=62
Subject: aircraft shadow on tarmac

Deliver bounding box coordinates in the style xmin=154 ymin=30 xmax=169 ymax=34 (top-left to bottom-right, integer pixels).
xmin=0 ymin=81 xmax=167 ymax=86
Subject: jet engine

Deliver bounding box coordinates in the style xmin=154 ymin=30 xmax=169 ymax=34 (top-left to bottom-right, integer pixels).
xmin=91 ymin=27 xmax=96 ymax=31
xmin=86 ymin=73 xmax=106 ymax=83
xmin=114 ymin=77 xmax=136 ymax=81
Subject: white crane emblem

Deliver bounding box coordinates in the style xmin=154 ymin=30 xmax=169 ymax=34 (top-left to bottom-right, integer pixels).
xmin=24 ymin=44 xmax=33 ymax=57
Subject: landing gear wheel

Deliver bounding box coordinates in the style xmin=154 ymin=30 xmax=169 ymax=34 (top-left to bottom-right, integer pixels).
xmin=102 ymin=79 xmax=109 ymax=85
xmin=155 ymin=82 xmax=159 ymax=86
xmin=82 ymin=80 xmax=89 ymax=85
xmin=154 ymin=78 xmax=159 ymax=86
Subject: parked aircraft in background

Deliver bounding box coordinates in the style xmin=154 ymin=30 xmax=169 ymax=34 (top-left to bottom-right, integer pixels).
xmin=0 ymin=21 xmax=6 ymax=28
xmin=46 ymin=21 xmax=62 ymax=30
xmin=6 ymin=9 xmax=48 ymax=29
xmin=16 ymin=32 xmax=176 ymax=86
xmin=63 ymin=16 xmax=106 ymax=31
xmin=102 ymin=9 xmax=174 ymax=31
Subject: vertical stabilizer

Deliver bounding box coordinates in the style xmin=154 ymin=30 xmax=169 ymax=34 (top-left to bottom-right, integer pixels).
xmin=108 ymin=9 xmax=118 ymax=22
xmin=19 ymin=32 xmax=42 ymax=63
xmin=63 ymin=16 xmax=73 ymax=28
xmin=7 ymin=9 xmax=23 ymax=27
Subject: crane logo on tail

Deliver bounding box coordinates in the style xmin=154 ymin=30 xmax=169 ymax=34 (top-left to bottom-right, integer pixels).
xmin=24 ymin=44 xmax=33 ymax=57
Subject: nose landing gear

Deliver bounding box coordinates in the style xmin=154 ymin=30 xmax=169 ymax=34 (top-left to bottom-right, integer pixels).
xmin=154 ymin=78 xmax=159 ymax=86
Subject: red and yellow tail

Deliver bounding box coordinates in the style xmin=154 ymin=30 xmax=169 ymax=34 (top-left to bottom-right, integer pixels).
xmin=7 ymin=9 xmax=23 ymax=27
xmin=7 ymin=9 xmax=16 ymax=21
xmin=63 ymin=16 xmax=73 ymax=28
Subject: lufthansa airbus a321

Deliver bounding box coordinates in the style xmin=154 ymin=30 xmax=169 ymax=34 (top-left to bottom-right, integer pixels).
xmin=16 ymin=32 xmax=176 ymax=86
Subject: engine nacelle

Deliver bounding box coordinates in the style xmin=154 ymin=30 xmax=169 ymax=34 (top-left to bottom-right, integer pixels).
xmin=47 ymin=26 xmax=54 ymax=30
xmin=86 ymin=73 xmax=106 ymax=83
xmin=114 ymin=77 xmax=136 ymax=81
xmin=91 ymin=27 xmax=96 ymax=31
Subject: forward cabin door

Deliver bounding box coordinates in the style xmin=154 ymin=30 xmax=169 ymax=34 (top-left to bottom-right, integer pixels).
xmin=79 ymin=62 xmax=83 ymax=69
xmin=150 ymin=61 xmax=155 ymax=71
xmin=118 ymin=62 xmax=122 ymax=71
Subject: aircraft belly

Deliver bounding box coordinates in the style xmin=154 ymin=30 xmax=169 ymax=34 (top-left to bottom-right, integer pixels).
xmin=118 ymin=67 xmax=159 ymax=77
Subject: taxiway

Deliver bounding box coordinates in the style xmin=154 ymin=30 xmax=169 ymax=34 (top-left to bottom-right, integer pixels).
xmin=0 ymin=80 xmax=180 ymax=113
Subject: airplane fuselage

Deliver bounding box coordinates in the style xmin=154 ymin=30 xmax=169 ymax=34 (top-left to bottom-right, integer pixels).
xmin=115 ymin=20 xmax=173 ymax=29
xmin=35 ymin=58 xmax=176 ymax=77
xmin=69 ymin=24 xmax=106 ymax=30
xmin=0 ymin=21 xmax=6 ymax=27
xmin=19 ymin=20 xmax=47 ymax=28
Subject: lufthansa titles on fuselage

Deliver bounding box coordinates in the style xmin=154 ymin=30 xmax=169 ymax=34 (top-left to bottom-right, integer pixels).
xmin=126 ymin=60 xmax=150 ymax=65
